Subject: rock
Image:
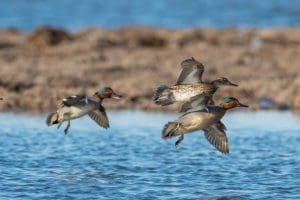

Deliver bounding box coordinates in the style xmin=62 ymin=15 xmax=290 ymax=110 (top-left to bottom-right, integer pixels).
xmin=258 ymin=98 xmax=274 ymax=109
xmin=28 ymin=26 xmax=73 ymax=48
xmin=116 ymin=27 xmax=168 ymax=47
xmin=0 ymin=41 xmax=15 ymax=49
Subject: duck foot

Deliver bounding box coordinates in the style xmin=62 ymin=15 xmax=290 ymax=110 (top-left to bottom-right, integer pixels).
xmin=175 ymin=135 xmax=184 ymax=148
xmin=57 ymin=122 xmax=63 ymax=129
xmin=64 ymin=120 xmax=71 ymax=134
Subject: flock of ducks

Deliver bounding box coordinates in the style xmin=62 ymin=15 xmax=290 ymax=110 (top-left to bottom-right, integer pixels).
xmin=0 ymin=57 xmax=247 ymax=154
xmin=154 ymin=58 xmax=247 ymax=154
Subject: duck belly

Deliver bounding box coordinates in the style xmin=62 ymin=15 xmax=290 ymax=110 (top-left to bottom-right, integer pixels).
xmin=60 ymin=105 xmax=96 ymax=121
xmin=179 ymin=112 xmax=220 ymax=133
xmin=70 ymin=107 xmax=92 ymax=119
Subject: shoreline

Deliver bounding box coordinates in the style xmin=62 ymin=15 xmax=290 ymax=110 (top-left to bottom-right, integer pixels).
xmin=0 ymin=108 xmax=297 ymax=116
xmin=0 ymin=26 xmax=300 ymax=113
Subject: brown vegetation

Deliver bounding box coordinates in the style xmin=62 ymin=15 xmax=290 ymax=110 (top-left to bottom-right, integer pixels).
xmin=0 ymin=26 xmax=299 ymax=112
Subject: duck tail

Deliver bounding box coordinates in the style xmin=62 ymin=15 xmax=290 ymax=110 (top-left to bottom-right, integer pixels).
xmin=162 ymin=122 xmax=182 ymax=139
xmin=46 ymin=112 xmax=59 ymax=126
xmin=153 ymin=85 xmax=175 ymax=106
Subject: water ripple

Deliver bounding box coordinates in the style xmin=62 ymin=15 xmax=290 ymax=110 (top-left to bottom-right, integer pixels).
xmin=1 ymin=0 xmax=300 ymax=31
xmin=0 ymin=111 xmax=299 ymax=199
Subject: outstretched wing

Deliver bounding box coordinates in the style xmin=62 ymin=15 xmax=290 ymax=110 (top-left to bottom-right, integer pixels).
xmin=62 ymin=95 xmax=89 ymax=107
xmin=203 ymin=121 xmax=229 ymax=154
xmin=176 ymin=57 xmax=205 ymax=85
xmin=88 ymin=105 xmax=110 ymax=129
xmin=180 ymin=94 xmax=214 ymax=113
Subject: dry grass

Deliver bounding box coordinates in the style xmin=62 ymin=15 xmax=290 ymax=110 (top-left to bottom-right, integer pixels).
xmin=0 ymin=27 xmax=300 ymax=112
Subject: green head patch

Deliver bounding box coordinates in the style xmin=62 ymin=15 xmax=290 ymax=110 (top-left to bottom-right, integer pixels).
xmin=222 ymin=97 xmax=232 ymax=104
xmin=96 ymin=87 xmax=110 ymax=94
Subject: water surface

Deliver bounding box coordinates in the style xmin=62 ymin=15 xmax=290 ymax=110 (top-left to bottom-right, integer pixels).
xmin=0 ymin=111 xmax=299 ymax=199
xmin=0 ymin=0 xmax=300 ymax=31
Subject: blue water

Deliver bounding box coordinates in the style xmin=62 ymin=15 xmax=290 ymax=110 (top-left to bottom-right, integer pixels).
xmin=0 ymin=110 xmax=299 ymax=199
xmin=0 ymin=0 xmax=300 ymax=31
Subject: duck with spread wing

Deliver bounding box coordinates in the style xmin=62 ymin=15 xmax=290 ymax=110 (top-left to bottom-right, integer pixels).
xmin=162 ymin=96 xmax=248 ymax=154
xmin=46 ymin=87 xmax=121 ymax=134
xmin=153 ymin=57 xmax=238 ymax=112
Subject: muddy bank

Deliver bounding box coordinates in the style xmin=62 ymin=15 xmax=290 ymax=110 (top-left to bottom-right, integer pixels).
xmin=0 ymin=26 xmax=299 ymax=113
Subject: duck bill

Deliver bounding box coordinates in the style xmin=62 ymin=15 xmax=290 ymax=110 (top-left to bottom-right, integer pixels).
xmin=112 ymin=92 xmax=121 ymax=99
xmin=238 ymin=102 xmax=248 ymax=107
xmin=228 ymin=81 xmax=238 ymax=87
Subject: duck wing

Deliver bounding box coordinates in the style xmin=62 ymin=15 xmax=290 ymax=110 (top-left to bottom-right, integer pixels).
xmin=88 ymin=105 xmax=109 ymax=129
xmin=203 ymin=121 xmax=229 ymax=154
xmin=62 ymin=95 xmax=89 ymax=107
xmin=180 ymin=94 xmax=214 ymax=113
xmin=176 ymin=57 xmax=205 ymax=85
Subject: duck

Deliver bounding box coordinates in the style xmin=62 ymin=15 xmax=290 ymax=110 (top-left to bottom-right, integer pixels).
xmin=161 ymin=96 xmax=248 ymax=154
xmin=46 ymin=87 xmax=121 ymax=134
xmin=153 ymin=57 xmax=238 ymax=112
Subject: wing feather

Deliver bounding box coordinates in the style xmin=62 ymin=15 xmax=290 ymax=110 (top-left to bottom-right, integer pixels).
xmin=62 ymin=95 xmax=88 ymax=107
xmin=176 ymin=57 xmax=205 ymax=85
xmin=203 ymin=121 xmax=229 ymax=154
xmin=180 ymin=94 xmax=213 ymax=112
xmin=88 ymin=105 xmax=110 ymax=129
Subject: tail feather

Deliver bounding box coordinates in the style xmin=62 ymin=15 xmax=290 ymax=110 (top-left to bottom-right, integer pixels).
xmin=153 ymin=85 xmax=175 ymax=106
xmin=162 ymin=122 xmax=182 ymax=139
xmin=46 ymin=112 xmax=59 ymax=126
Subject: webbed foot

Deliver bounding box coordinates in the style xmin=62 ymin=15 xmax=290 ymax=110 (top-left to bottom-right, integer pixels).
xmin=64 ymin=120 xmax=71 ymax=134
xmin=57 ymin=122 xmax=63 ymax=129
xmin=175 ymin=135 xmax=184 ymax=148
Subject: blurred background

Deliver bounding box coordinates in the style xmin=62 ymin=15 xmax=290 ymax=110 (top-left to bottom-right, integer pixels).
xmin=0 ymin=1 xmax=300 ymax=200
xmin=0 ymin=0 xmax=300 ymax=112
xmin=1 ymin=0 xmax=300 ymax=30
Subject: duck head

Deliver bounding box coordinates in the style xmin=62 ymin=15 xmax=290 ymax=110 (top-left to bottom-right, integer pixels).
xmin=94 ymin=87 xmax=121 ymax=100
xmin=220 ymin=97 xmax=248 ymax=110
xmin=212 ymin=77 xmax=238 ymax=87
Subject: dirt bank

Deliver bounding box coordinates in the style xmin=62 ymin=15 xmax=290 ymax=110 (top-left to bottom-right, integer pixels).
xmin=0 ymin=26 xmax=299 ymax=113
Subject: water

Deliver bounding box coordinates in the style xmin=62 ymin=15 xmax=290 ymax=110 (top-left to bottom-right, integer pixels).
xmin=0 ymin=0 xmax=300 ymax=31
xmin=0 ymin=110 xmax=299 ymax=199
